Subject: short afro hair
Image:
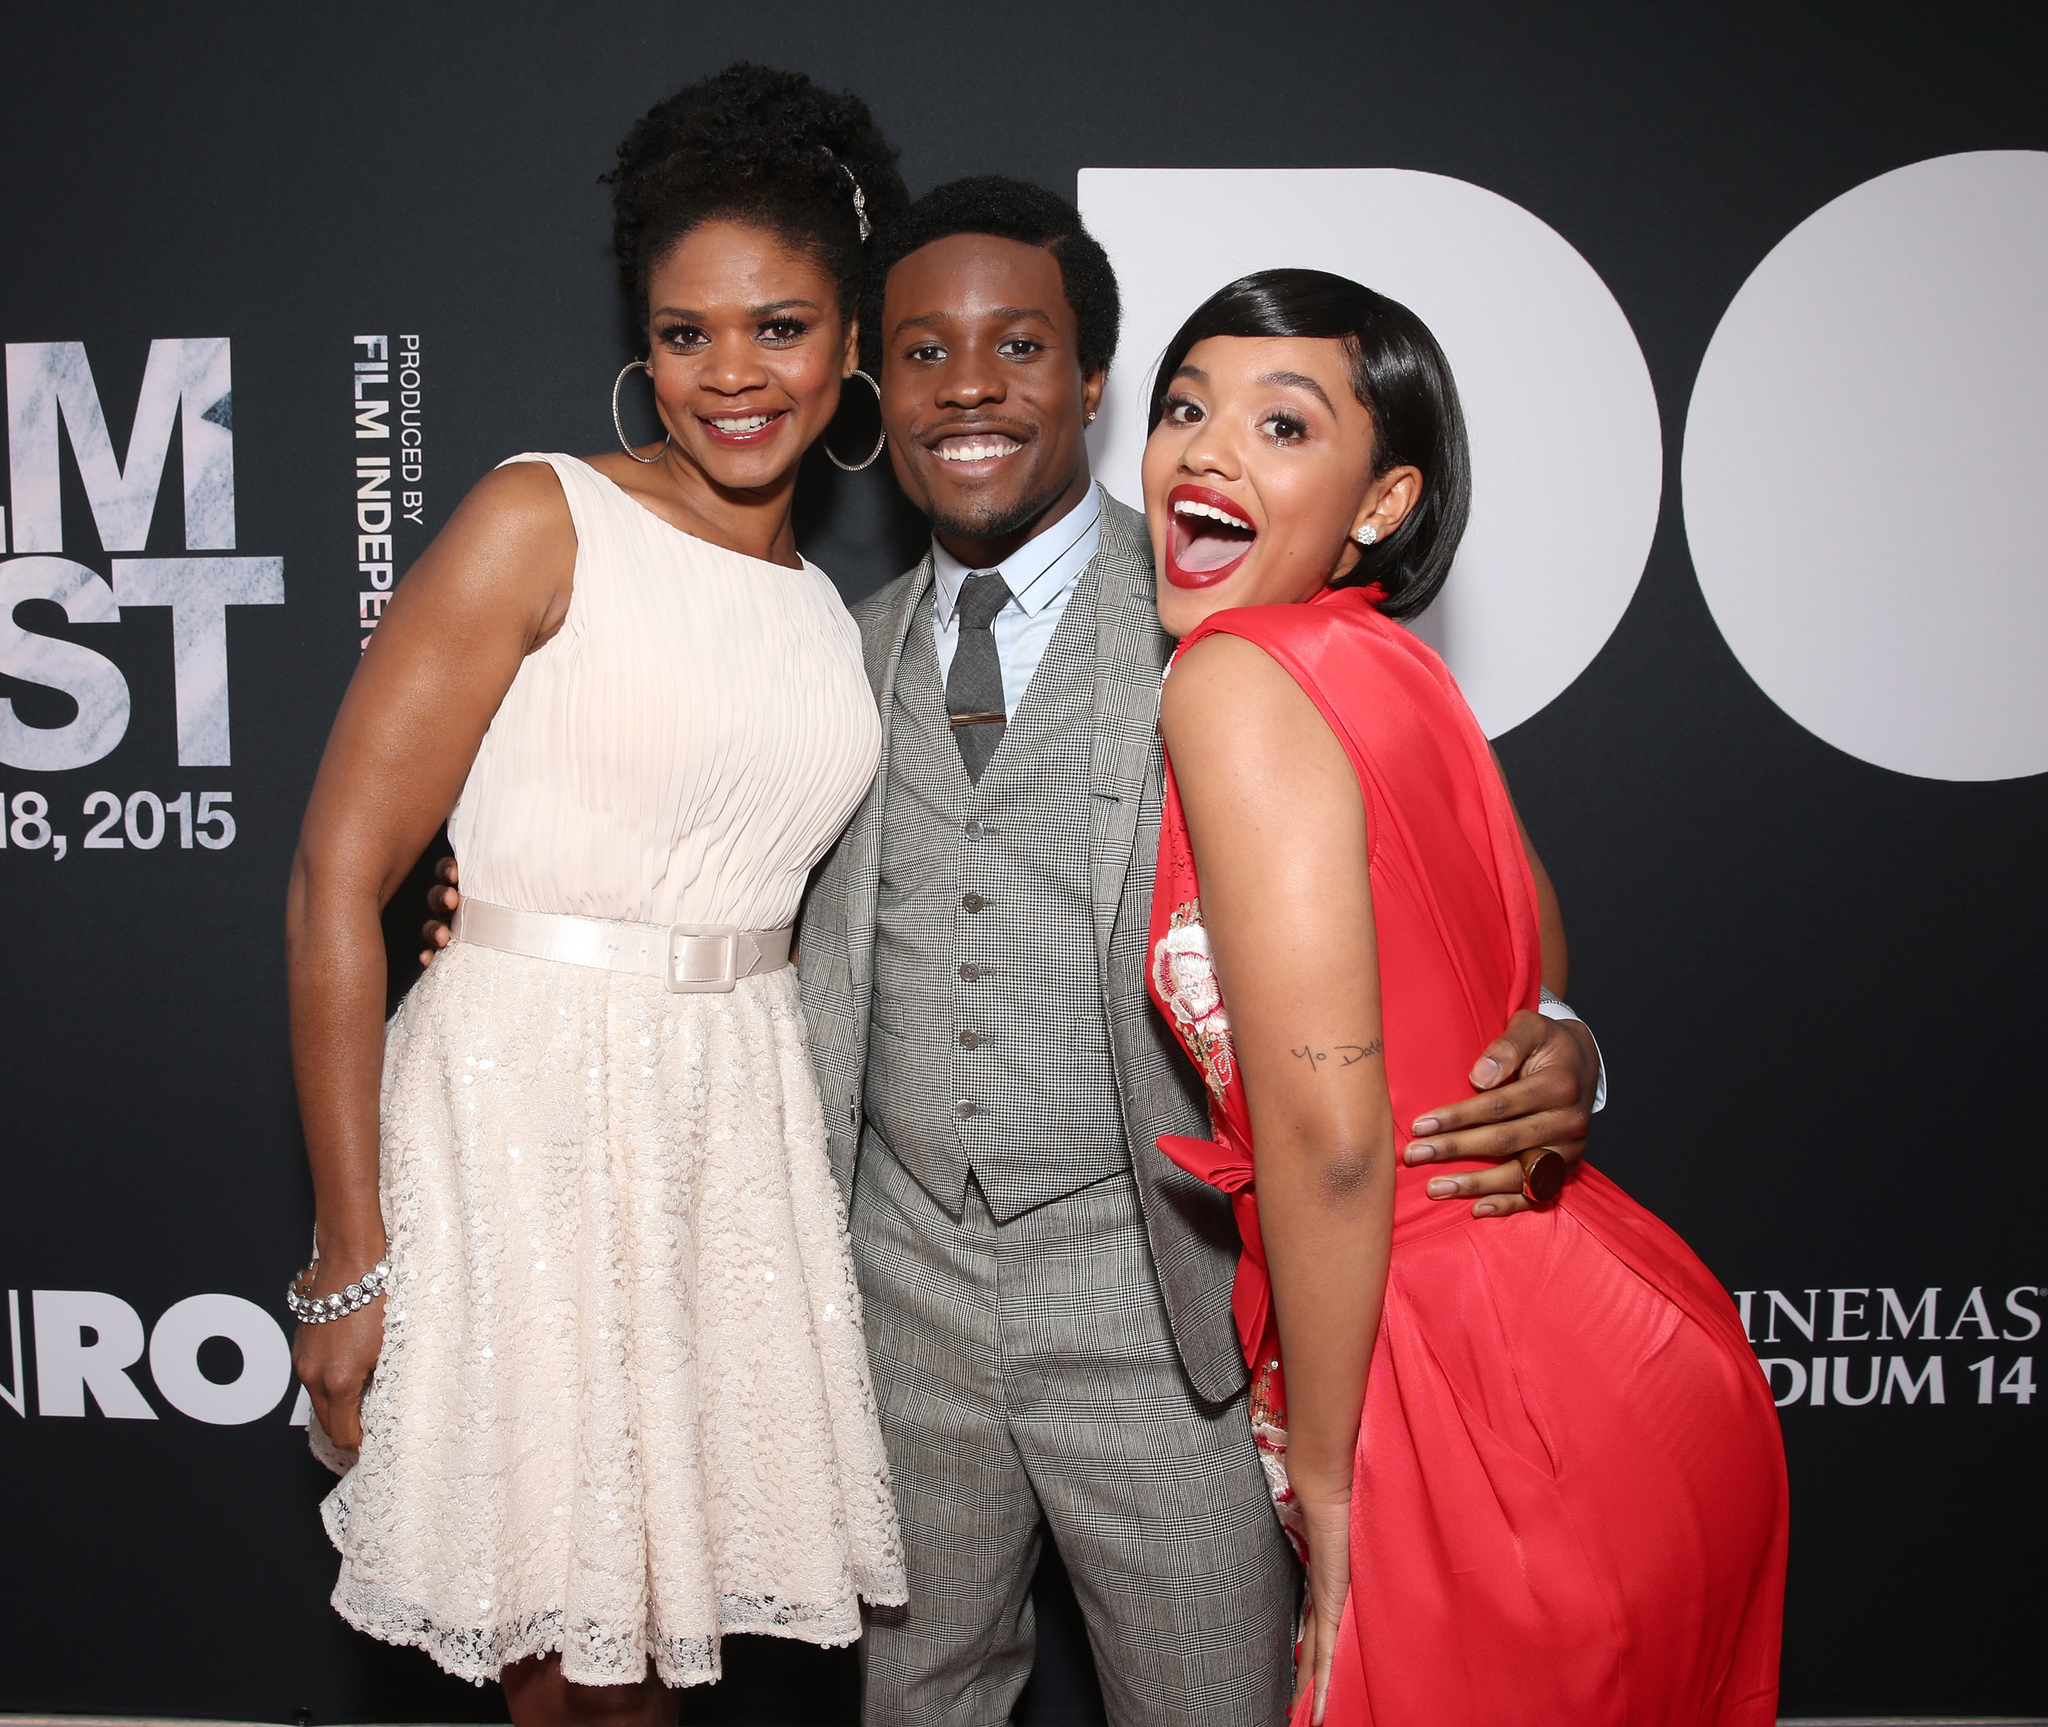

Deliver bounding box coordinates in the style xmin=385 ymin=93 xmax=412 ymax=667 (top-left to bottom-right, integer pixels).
xmin=860 ymin=176 xmax=1121 ymax=378
xmin=606 ymin=63 xmax=908 ymax=332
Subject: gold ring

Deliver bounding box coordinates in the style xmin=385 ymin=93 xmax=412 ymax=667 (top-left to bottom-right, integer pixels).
xmin=1519 ymin=1148 xmax=1566 ymax=1204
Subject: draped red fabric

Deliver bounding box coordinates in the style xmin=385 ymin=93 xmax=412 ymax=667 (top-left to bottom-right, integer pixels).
xmin=1148 ymin=587 xmax=1787 ymax=1726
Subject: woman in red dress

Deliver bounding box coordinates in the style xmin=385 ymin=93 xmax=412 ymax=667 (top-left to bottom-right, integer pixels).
xmin=1141 ymin=270 xmax=1787 ymax=1726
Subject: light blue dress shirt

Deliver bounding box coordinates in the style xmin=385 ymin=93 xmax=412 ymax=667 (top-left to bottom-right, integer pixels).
xmin=929 ymin=484 xmax=1104 ymax=719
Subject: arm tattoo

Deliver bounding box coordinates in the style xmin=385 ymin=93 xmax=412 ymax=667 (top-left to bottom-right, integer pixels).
xmin=1290 ymin=1038 xmax=1383 ymax=1074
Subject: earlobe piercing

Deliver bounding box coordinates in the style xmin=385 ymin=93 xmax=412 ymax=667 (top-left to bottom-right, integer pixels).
xmin=1353 ymin=524 xmax=1379 ymax=546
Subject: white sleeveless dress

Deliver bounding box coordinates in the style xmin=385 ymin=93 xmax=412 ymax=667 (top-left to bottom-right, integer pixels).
xmin=317 ymin=452 xmax=904 ymax=1688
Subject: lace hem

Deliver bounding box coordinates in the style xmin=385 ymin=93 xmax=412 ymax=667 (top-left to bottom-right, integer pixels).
xmin=317 ymin=956 xmax=907 ymax=1686
xmin=329 ymin=1572 xmax=907 ymax=1689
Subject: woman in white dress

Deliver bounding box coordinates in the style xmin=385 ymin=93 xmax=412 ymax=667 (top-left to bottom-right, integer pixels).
xmin=284 ymin=65 xmax=907 ymax=1724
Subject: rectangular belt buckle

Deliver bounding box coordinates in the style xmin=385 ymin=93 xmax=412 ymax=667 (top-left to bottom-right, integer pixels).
xmin=666 ymin=923 xmax=745 ymax=993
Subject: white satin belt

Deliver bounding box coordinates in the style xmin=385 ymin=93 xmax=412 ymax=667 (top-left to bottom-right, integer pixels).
xmin=451 ymin=897 xmax=793 ymax=994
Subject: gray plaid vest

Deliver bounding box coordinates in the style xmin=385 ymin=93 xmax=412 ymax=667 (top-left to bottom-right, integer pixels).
xmin=865 ymin=554 xmax=1130 ymax=1220
xmin=799 ymin=495 xmax=1248 ymax=1404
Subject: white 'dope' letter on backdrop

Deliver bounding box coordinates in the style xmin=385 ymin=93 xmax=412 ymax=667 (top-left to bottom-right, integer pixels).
xmin=1078 ymin=168 xmax=1662 ymax=738
xmin=1684 ymin=150 xmax=2048 ymax=783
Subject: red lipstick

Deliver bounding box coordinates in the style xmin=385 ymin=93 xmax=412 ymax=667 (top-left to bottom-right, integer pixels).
xmin=1164 ymin=483 xmax=1258 ymax=589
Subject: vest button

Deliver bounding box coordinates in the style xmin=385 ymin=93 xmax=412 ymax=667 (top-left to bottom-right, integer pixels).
xmin=964 ymin=820 xmax=982 ymax=837
xmin=956 ymin=1100 xmax=977 ymax=1119
xmin=958 ymin=1029 xmax=981 ymax=1049
xmin=962 ymin=891 xmax=985 ymax=912
xmin=958 ymin=962 xmax=981 ymax=981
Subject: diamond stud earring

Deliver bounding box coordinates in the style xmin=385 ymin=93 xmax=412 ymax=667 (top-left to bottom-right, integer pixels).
xmin=1353 ymin=524 xmax=1379 ymax=546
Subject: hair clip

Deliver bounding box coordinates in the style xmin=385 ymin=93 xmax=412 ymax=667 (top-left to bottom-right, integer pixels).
xmin=822 ymin=148 xmax=871 ymax=243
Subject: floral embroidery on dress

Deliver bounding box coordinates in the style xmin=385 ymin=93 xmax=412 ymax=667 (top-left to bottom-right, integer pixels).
xmin=1249 ymin=1359 xmax=1306 ymax=1566
xmin=1150 ymin=900 xmax=1236 ymax=1097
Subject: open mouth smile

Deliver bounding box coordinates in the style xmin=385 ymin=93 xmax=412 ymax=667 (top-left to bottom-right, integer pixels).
xmin=1165 ymin=484 xmax=1258 ymax=588
xmin=700 ymin=408 xmax=789 ymax=447
xmin=926 ymin=426 xmax=1027 ymax=473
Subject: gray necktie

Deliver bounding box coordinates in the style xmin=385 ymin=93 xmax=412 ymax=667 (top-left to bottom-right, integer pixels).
xmin=946 ymin=571 xmax=1011 ymax=782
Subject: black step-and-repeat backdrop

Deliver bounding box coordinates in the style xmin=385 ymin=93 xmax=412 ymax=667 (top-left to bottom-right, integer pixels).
xmin=3 ymin=4 xmax=2041 ymax=1721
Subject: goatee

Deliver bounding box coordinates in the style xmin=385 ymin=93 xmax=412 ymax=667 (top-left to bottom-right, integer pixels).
xmin=927 ymin=491 xmax=1060 ymax=546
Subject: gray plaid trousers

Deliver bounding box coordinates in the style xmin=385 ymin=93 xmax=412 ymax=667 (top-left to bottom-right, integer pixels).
xmin=851 ymin=1135 xmax=1297 ymax=1727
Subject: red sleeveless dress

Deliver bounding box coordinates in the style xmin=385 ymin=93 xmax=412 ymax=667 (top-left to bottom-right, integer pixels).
xmin=1148 ymin=587 xmax=1787 ymax=1726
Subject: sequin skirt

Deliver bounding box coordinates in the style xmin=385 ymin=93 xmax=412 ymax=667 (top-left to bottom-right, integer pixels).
xmin=314 ymin=941 xmax=906 ymax=1687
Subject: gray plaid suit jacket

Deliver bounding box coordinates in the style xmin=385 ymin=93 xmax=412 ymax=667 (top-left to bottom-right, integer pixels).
xmin=799 ymin=493 xmax=1249 ymax=1407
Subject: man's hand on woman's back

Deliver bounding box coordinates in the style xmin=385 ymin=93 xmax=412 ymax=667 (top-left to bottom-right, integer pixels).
xmin=1404 ymin=1011 xmax=1599 ymax=1217
xmin=420 ymin=854 xmax=460 ymax=966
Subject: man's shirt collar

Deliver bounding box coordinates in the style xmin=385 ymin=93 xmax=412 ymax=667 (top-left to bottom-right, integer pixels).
xmin=931 ymin=484 xmax=1104 ymax=627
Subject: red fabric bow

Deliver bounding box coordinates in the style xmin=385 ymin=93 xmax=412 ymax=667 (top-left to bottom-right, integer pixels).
xmin=1158 ymin=1124 xmax=1275 ymax=1371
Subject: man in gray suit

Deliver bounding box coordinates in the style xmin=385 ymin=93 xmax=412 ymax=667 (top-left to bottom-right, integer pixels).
xmin=802 ymin=178 xmax=1604 ymax=1727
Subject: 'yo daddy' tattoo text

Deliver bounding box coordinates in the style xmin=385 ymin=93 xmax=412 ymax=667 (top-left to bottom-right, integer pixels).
xmin=1289 ymin=1038 xmax=1383 ymax=1073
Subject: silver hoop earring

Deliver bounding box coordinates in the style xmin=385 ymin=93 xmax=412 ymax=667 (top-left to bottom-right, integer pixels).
xmin=612 ymin=360 xmax=669 ymax=464
xmin=1352 ymin=524 xmax=1379 ymax=546
xmin=824 ymin=369 xmax=886 ymax=471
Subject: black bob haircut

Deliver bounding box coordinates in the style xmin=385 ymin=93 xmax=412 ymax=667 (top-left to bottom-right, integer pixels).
xmin=859 ymin=176 xmax=1121 ymax=378
xmin=1147 ymin=269 xmax=1472 ymax=623
xmin=606 ymin=63 xmax=908 ymax=329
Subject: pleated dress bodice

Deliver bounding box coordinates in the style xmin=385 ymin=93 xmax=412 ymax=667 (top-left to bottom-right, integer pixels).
xmin=447 ymin=452 xmax=881 ymax=931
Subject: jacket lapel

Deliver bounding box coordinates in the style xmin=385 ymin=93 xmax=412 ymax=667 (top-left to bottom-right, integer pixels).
xmin=1087 ymin=495 xmax=1171 ymax=964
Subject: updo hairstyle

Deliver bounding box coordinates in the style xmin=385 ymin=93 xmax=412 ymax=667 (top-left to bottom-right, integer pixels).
xmin=1147 ymin=268 xmax=1472 ymax=621
xmin=607 ymin=62 xmax=909 ymax=331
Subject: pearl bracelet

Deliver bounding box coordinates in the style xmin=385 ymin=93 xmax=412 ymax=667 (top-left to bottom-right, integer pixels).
xmin=287 ymin=1257 xmax=391 ymax=1324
